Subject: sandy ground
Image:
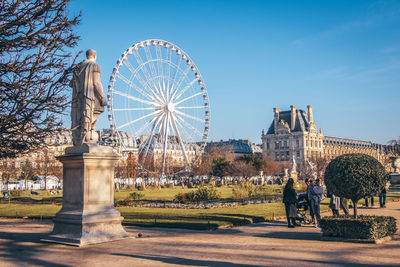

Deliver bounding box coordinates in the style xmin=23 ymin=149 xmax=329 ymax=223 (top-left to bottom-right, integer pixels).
xmin=0 ymin=201 xmax=399 ymax=267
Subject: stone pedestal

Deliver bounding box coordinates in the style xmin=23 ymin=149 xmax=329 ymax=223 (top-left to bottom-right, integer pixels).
xmin=42 ymin=144 xmax=131 ymax=246
xmin=390 ymin=174 xmax=400 ymax=185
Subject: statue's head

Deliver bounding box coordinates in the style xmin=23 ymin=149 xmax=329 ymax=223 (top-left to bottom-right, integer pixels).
xmin=86 ymin=49 xmax=97 ymax=60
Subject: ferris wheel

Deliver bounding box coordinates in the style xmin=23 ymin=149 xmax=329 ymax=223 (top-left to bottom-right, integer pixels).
xmin=107 ymin=39 xmax=211 ymax=175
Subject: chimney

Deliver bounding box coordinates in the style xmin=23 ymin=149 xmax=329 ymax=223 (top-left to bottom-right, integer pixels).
xmin=290 ymin=105 xmax=296 ymax=130
xmin=307 ymin=105 xmax=313 ymax=123
xmin=273 ymin=107 xmax=280 ymax=132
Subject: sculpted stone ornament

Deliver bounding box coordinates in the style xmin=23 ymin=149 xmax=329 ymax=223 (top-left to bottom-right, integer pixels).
xmin=70 ymin=49 xmax=107 ymax=146
xmin=391 ymin=156 xmax=400 ymax=174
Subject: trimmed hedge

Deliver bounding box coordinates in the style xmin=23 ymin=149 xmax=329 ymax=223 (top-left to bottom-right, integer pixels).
xmin=324 ymin=153 xmax=387 ymax=218
xmin=320 ymin=215 xmax=397 ymax=240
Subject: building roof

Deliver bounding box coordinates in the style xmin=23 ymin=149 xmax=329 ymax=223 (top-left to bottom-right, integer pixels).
xmin=206 ymin=139 xmax=261 ymax=154
xmin=323 ymin=135 xmax=373 ymax=148
xmin=266 ymin=109 xmax=310 ymax=134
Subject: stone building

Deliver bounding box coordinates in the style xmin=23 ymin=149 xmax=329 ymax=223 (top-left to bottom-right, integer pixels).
xmin=261 ymin=105 xmax=324 ymax=163
xmin=262 ymin=105 xmax=400 ymax=172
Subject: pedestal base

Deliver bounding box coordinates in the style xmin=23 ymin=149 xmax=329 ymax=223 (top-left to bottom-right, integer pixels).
xmin=42 ymin=215 xmax=131 ymax=246
xmin=42 ymin=144 xmax=131 ymax=246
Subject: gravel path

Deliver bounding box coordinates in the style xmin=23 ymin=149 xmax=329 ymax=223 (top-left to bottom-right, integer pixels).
xmin=0 ymin=200 xmax=399 ymax=266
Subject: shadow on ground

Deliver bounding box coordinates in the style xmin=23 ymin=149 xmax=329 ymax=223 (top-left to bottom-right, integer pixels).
xmin=256 ymin=230 xmax=322 ymax=241
xmin=113 ymin=253 xmax=261 ymax=266
xmin=112 ymin=252 xmax=388 ymax=267
xmin=0 ymin=231 xmax=70 ymax=267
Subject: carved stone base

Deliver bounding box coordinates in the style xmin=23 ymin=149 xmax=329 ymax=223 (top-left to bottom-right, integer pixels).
xmin=42 ymin=144 xmax=131 ymax=246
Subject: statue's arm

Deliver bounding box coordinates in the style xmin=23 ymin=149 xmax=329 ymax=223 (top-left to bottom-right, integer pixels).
xmin=93 ymin=70 xmax=107 ymax=106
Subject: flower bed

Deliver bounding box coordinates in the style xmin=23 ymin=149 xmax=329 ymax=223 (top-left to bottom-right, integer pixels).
xmin=115 ymin=194 xmax=282 ymax=209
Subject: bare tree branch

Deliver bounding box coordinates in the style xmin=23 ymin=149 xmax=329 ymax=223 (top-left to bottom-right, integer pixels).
xmin=0 ymin=0 xmax=81 ymax=158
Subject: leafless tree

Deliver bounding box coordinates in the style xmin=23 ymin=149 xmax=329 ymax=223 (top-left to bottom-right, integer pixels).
xmin=298 ymin=156 xmax=329 ymax=181
xmin=0 ymin=158 xmax=18 ymax=190
xmin=191 ymin=146 xmax=235 ymax=176
xmin=228 ymin=160 xmax=257 ymax=179
xmin=262 ymin=153 xmax=289 ymax=176
xmin=0 ymin=0 xmax=81 ymax=158
xmin=388 ymin=136 xmax=400 ymax=145
xmin=35 ymin=149 xmax=60 ymax=190
xmin=19 ymin=158 xmax=36 ymax=190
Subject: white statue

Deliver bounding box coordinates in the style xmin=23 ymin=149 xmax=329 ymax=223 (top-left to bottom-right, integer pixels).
xmin=70 ymin=49 xmax=107 ymax=146
xmin=291 ymin=155 xmax=296 ymax=173
xmin=307 ymin=159 xmax=317 ymax=179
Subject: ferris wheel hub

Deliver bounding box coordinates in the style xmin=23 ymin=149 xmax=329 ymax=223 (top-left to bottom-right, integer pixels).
xmin=166 ymin=102 xmax=175 ymax=112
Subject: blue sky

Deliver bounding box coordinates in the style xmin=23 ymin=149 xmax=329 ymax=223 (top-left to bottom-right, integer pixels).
xmin=68 ymin=0 xmax=400 ymax=145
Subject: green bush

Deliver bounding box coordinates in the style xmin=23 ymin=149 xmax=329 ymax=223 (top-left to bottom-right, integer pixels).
xmin=136 ymin=184 xmax=146 ymax=191
xmin=320 ymin=215 xmax=397 ymax=240
xmin=173 ymin=185 xmax=220 ymax=203
xmin=10 ymin=190 xmax=23 ymax=197
xmin=164 ymin=183 xmax=175 ymax=189
xmin=232 ymin=185 xmax=248 ymax=199
xmin=324 ymin=153 xmax=387 ymax=217
xmin=174 ymin=191 xmax=195 ymax=202
xmin=232 ymin=181 xmax=257 ymax=199
xmin=129 ymin=192 xmax=145 ymax=200
xmin=194 ymin=185 xmax=220 ymax=201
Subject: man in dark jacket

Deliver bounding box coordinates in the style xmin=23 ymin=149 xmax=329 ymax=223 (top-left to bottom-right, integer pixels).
xmin=283 ymin=178 xmax=297 ymax=228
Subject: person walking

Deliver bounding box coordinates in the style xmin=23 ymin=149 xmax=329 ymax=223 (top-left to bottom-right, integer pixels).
xmin=340 ymin=197 xmax=350 ymax=215
xmin=365 ymin=196 xmax=375 ymax=208
xmin=283 ymin=178 xmax=297 ymax=228
xmin=305 ymin=178 xmax=315 ymax=224
xmin=312 ymin=178 xmax=325 ymax=228
xmin=379 ymin=180 xmax=390 ymax=208
xmin=329 ymin=192 xmax=340 ymax=216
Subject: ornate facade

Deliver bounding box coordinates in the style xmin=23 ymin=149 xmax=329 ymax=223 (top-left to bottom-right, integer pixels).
xmin=262 ymin=105 xmax=324 ymax=163
xmin=262 ymin=105 xmax=400 ymax=172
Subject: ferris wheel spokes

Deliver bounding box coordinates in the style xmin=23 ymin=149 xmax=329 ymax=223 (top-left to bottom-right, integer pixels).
xmin=172 ymin=113 xmax=198 ymax=144
xmin=174 ymin=114 xmax=204 ymax=139
xmin=117 ymin=110 xmax=160 ymax=130
xmin=139 ymin=112 xmax=165 ymax=159
xmin=171 ymin=77 xmax=199 ymax=102
xmin=116 ymin=72 xmax=155 ymax=102
xmin=175 ymin=106 xmax=204 ymax=110
xmin=108 ymin=39 xmax=210 ymax=175
xmin=175 ymin=109 xmax=205 ymax=123
xmin=174 ymin=91 xmax=203 ymax=107
xmin=170 ymin=114 xmax=190 ymax=165
xmin=169 ymin=64 xmax=191 ymax=101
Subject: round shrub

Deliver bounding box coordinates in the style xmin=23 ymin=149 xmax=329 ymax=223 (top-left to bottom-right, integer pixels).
xmin=324 ymin=153 xmax=386 ymax=217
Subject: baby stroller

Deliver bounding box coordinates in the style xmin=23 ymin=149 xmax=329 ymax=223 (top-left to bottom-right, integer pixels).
xmin=295 ymin=193 xmax=312 ymax=225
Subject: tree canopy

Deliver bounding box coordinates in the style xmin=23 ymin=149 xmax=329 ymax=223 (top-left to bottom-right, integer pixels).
xmin=324 ymin=153 xmax=387 ymax=217
xmin=0 ymin=0 xmax=80 ymax=158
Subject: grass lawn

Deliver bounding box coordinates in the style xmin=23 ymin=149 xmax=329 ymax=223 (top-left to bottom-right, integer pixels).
xmin=0 ymin=191 xmax=398 ymax=230
xmin=114 ymin=184 xmax=284 ymax=202
xmin=0 ymin=199 xmax=331 ymax=230
xmin=0 ymin=185 xmax=284 ymax=203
